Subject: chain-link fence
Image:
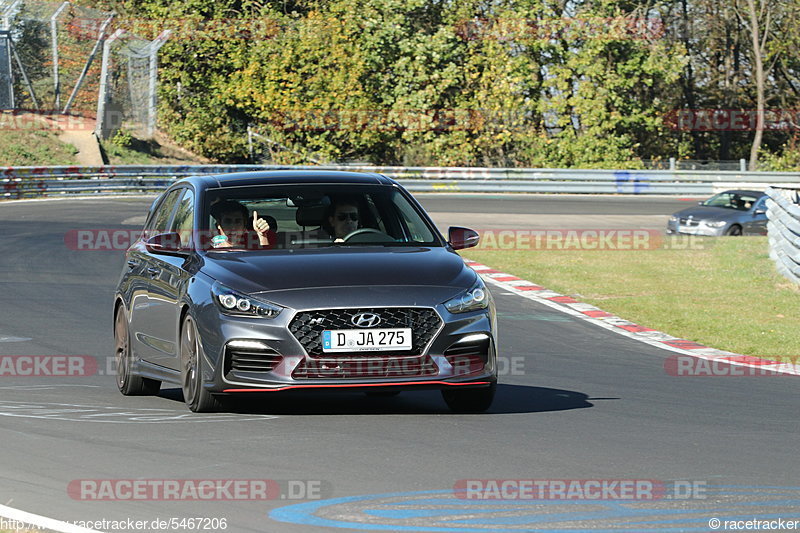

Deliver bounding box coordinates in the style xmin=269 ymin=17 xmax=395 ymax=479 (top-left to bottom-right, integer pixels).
xmin=0 ymin=28 xmax=12 ymax=108
xmin=0 ymin=0 xmax=169 ymax=139
xmin=1 ymin=0 xmax=112 ymax=113
xmin=641 ymin=159 xmax=748 ymax=171
xmin=96 ymin=28 xmax=169 ymax=139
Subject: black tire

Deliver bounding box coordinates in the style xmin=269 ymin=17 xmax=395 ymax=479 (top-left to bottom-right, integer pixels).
xmin=442 ymin=383 xmax=496 ymax=413
xmin=725 ymin=224 xmax=743 ymax=236
xmin=115 ymin=307 xmax=160 ymax=396
xmin=180 ymin=315 xmax=222 ymax=413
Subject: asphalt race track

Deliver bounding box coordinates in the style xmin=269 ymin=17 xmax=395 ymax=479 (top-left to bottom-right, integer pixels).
xmin=0 ymin=195 xmax=799 ymax=532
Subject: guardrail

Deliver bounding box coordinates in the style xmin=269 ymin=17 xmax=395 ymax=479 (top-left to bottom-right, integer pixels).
xmin=2 ymin=164 xmax=800 ymax=198
xmin=766 ymin=186 xmax=800 ymax=284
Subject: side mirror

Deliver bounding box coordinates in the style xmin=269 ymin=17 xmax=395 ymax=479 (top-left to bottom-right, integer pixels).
xmin=145 ymin=232 xmax=188 ymax=255
xmin=448 ymin=227 xmax=480 ymax=250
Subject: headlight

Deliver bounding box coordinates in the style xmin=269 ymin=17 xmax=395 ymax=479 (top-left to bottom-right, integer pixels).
xmin=444 ymin=279 xmax=490 ymax=313
xmin=669 ymin=216 xmax=678 ymax=222
xmin=211 ymin=282 xmax=282 ymax=318
xmin=705 ymin=220 xmax=727 ymax=228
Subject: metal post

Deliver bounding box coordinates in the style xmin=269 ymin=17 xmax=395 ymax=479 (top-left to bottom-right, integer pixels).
xmin=146 ymin=30 xmax=170 ymax=138
xmin=247 ymin=124 xmax=254 ymax=162
xmin=96 ymin=28 xmax=124 ymax=138
xmin=1 ymin=0 xmax=21 ymax=31
xmin=0 ymin=30 xmax=12 ymax=109
xmin=50 ymin=2 xmax=70 ymax=110
xmin=9 ymin=38 xmax=38 ymax=109
xmin=63 ymin=14 xmax=114 ymax=114
xmin=740 ymin=158 xmax=747 ymax=172
xmin=669 ymin=157 xmax=676 ymax=171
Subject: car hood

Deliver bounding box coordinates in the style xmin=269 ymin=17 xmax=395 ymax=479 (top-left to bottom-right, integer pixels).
xmin=673 ymin=205 xmax=742 ymax=221
xmin=200 ymin=247 xmax=477 ymax=296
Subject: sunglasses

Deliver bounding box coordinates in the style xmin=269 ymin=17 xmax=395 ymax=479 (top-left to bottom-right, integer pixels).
xmin=336 ymin=213 xmax=359 ymax=221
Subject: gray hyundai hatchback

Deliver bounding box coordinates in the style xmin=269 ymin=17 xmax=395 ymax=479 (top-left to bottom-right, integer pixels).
xmin=114 ymin=171 xmax=497 ymax=412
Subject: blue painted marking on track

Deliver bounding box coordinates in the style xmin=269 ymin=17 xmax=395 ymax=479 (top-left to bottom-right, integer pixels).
xmin=268 ymin=487 xmax=800 ymax=532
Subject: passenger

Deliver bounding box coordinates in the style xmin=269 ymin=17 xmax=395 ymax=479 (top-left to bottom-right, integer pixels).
xmin=210 ymin=200 xmax=274 ymax=249
xmin=326 ymin=197 xmax=361 ymax=242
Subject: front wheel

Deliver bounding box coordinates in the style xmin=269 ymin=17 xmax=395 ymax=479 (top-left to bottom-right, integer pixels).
xmin=180 ymin=315 xmax=222 ymax=413
xmin=442 ymin=383 xmax=496 ymax=413
xmin=725 ymin=224 xmax=743 ymax=236
xmin=115 ymin=307 xmax=160 ymax=396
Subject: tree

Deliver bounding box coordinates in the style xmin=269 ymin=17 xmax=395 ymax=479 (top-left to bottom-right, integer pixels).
xmin=744 ymin=0 xmax=770 ymax=170
xmin=66 ymin=0 xmax=800 ymax=167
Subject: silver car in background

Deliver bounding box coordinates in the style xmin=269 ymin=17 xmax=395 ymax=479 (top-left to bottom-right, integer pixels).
xmin=666 ymin=190 xmax=768 ymax=236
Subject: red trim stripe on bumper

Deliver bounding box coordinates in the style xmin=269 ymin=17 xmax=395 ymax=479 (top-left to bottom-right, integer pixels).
xmin=222 ymin=380 xmax=492 ymax=393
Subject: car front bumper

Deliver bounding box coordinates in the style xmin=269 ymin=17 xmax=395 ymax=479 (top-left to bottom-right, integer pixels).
xmin=196 ymin=304 xmax=498 ymax=393
xmin=666 ymin=219 xmax=726 ymax=237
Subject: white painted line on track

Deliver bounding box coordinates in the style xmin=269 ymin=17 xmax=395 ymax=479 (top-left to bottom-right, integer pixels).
xmin=0 ymin=335 xmax=32 ymax=342
xmin=0 ymin=400 xmax=280 ymax=423
xmin=0 ymin=503 xmax=102 ymax=533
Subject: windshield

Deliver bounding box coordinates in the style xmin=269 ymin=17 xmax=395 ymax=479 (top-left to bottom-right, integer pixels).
xmin=201 ymin=183 xmax=441 ymax=250
xmin=701 ymin=192 xmax=762 ymax=211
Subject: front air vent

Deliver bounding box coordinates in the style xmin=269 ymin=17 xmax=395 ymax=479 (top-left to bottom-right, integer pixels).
xmin=224 ymin=341 xmax=282 ymax=375
xmin=444 ymin=334 xmax=490 ymax=376
xmin=292 ymin=355 xmax=438 ymax=379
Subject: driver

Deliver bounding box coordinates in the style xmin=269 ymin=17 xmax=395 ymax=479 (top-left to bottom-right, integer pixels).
xmin=327 ymin=198 xmax=361 ymax=242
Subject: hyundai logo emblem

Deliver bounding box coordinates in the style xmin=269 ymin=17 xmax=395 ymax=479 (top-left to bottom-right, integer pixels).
xmin=351 ymin=312 xmax=381 ymax=328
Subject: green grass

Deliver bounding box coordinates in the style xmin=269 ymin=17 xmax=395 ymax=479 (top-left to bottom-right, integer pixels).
xmin=0 ymin=130 xmax=80 ymax=166
xmin=465 ymin=236 xmax=800 ymax=362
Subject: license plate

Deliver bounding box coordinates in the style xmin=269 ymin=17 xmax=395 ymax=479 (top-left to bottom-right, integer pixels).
xmin=322 ymin=328 xmax=412 ymax=352
xmin=678 ymin=225 xmax=697 ymax=234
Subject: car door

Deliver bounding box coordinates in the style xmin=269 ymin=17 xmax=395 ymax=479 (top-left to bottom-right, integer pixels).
xmin=128 ymin=187 xmax=183 ymax=367
xmin=743 ymin=196 xmax=768 ymax=235
xmin=139 ymin=187 xmax=200 ymax=370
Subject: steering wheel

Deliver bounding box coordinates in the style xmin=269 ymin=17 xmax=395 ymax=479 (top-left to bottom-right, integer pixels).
xmin=342 ymin=228 xmax=392 ymax=243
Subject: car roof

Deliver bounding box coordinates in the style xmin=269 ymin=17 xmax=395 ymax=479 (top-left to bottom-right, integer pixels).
xmin=719 ymin=189 xmax=766 ymax=196
xmin=176 ymin=170 xmax=394 ymax=190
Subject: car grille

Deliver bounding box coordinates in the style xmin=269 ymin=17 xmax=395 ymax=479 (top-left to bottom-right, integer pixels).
xmin=289 ymin=307 xmax=442 ymax=357
xmin=444 ymin=336 xmax=490 ymax=376
xmin=679 ymin=217 xmax=700 ymax=227
xmin=292 ymin=355 xmax=438 ymax=379
xmin=224 ymin=345 xmax=282 ymax=374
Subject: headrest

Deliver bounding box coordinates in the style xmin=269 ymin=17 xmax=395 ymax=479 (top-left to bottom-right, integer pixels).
xmin=263 ymin=215 xmax=278 ymax=232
